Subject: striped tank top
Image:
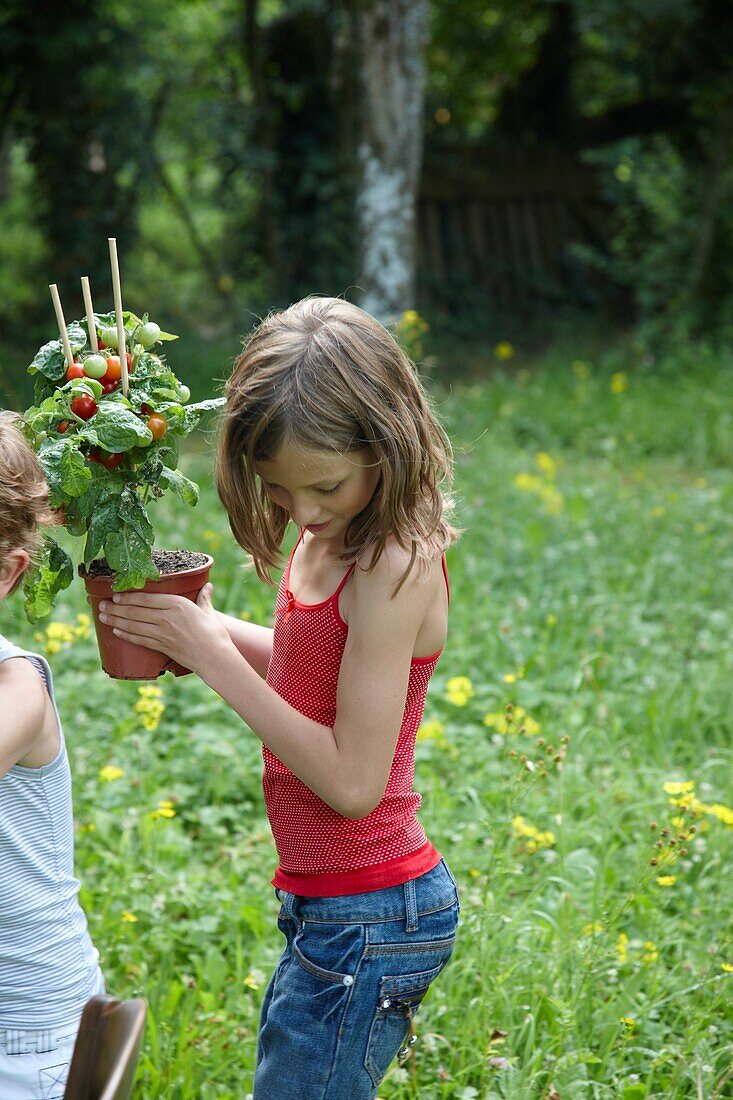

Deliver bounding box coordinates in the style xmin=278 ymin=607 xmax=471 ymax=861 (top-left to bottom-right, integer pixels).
xmin=0 ymin=635 xmax=101 ymax=1028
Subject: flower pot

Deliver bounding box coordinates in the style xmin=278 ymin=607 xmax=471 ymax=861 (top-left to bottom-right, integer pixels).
xmin=81 ymin=552 xmax=213 ymax=680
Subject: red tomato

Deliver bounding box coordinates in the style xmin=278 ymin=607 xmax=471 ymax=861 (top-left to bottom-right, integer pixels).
xmin=146 ymin=413 xmax=168 ymax=440
xmin=66 ymin=361 xmax=85 ymax=380
xmin=97 ymin=339 xmax=106 ymax=350
xmin=71 ymin=394 xmax=98 ymax=421
xmin=102 ymin=356 xmax=122 ymax=382
xmin=88 ymin=447 xmax=124 ymax=469
xmin=102 ymin=379 xmax=119 ymax=395
xmin=57 ymin=420 xmax=71 ymax=433
xmin=101 ymin=352 xmax=133 ymax=386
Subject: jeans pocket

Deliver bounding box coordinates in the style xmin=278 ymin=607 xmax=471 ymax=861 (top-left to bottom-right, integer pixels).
xmin=364 ymin=959 xmax=450 ymax=1087
xmin=292 ymin=921 xmax=363 ymax=985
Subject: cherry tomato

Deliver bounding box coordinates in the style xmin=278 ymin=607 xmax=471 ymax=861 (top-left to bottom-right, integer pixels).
xmin=102 ymin=379 xmax=119 ymax=395
xmin=57 ymin=420 xmax=71 ymax=433
xmin=146 ymin=413 xmax=168 ymax=440
xmin=66 ymin=361 xmax=85 ymax=381
xmin=101 ymin=353 xmax=133 ymax=384
xmin=178 ymin=385 xmax=191 ymax=403
xmin=97 ymin=339 xmax=106 ymax=350
xmin=71 ymin=394 xmax=98 ymax=421
xmin=102 ymin=356 xmax=122 ymax=382
xmin=88 ymin=447 xmax=124 ymax=469
xmin=100 ymin=326 xmax=119 ymax=349
xmin=138 ymin=322 xmax=161 ymax=348
xmin=82 ymin=353 xmax=108 ymax=379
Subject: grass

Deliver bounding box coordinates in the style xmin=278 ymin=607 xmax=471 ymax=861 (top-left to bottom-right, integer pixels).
xmin=2 ymin=338 xmax=733 ymax=1098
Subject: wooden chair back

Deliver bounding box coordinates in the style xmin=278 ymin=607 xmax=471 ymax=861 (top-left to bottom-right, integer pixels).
xmin=64 ymin=995 xmax=146 ymax=1100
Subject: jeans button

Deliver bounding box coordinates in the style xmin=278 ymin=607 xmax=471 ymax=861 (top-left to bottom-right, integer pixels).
xmin=342 ymin=975 xmax=354 ymax=987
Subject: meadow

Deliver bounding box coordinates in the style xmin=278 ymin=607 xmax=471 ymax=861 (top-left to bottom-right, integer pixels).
xmin=2 ymin=338 xmax=733 ymax=1099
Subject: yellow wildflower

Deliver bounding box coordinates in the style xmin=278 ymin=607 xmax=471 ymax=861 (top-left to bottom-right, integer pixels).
xmin=619 ymin=1016 xmax=635 ymax=1029
xmin=535 ymin=452 xmax=557 ymax=479
xmin=616 ymin=932 xmax=629 ymax=965
xmin=722 ymin=963 xmax=733 ymax=973
xmin=99 ymin=765 xmax=124 ymax=783
xmin=134 ymin=684 xmax=165 ymax=732
xmin=656 ymin=875 xmax=676 ymax=887
xmin=494 ymin=341 xmax=515 ymax=361
xmin=642 ymin=941 xmax=659 ymax=965
xmin=545 ymin=613 xmax=558 ymax=626
xmin=514 ymin=472 xmax=543 ymax=494
xmin=244 ymin=972 xmax=261 ymax=990
xmin=663 ymin=781 xmax=695 ymax=796
xmin=121 ymin=911 xmax=138 ymax=923
xmin=511 ymin=815 xmax=555 ymax=853
xmin=610 ymin=372 xmax=629 ymax=394
xmin=417 ymin=718 xmax=446 ymax=742
xmin=483 ymin=706 xmax=540 ymax=736
xmin=705 ymin=803 xmax=733 ymax=827
xmin=202 ymin=528 xmax=223 ymax=551
xmin=151 ymin=799 xmax=177 ymax=820
xmin=581 ymin=922 xmax=604 ymax=937
xmin=446 ymin=676 xmax=474 ymax=706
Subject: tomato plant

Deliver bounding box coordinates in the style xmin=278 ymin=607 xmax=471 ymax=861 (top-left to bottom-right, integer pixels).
xmin=22 ymin=307 xmax=224 ymax=620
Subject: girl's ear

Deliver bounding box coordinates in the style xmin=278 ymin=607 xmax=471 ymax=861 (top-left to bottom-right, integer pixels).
xmin=0 ymin=549 xmax=30 ymax=599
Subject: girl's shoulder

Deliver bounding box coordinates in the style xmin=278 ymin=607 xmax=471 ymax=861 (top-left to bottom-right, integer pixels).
xmin=353 ymin=537 xmax=445 ymax=601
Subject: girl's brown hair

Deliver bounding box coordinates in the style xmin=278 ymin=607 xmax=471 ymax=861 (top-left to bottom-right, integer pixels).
xmin=0 ymin=411 xmax=53 ymax=589
xmin=216 ymin=297 xmax=458 ymax=585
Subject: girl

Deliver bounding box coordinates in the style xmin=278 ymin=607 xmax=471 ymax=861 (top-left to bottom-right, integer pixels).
xmin=0 ymin=412 xmax=104 ymax=1099
xmin=98 ymin=296 xmax=460 ymax=1098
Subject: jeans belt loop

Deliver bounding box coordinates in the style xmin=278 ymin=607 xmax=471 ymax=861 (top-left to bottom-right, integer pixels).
xmin=404 ymin=878 xmax=419 ymax=932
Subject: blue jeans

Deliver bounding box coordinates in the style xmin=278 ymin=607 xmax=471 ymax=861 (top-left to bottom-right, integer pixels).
xmin=253 ymin=859 xmax=459 ymax=1099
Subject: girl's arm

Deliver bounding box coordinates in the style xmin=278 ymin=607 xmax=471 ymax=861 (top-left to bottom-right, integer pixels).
xmin=216 ymin=611 xmax=273 ymax=678
xmin=0 ymin=658 xmax=51 ymax=778
xmin=99 ymin=550 xmax=440 ymax=818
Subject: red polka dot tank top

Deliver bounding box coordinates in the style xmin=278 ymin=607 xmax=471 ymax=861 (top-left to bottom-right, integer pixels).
xmin=264 ymin=538 xmax=448 ymax=896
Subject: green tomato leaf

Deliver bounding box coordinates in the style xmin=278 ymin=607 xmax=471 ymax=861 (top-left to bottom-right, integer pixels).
xmin=182 ymin=398 xmax=225 ymax=433
xmin=105 ymin=525 xmax=158 ymax=591
xmin=22 ymin=538 xmax=74 ymax=622
xmin=119 ymin=486 xmax=155 ymax=546
xmin=84 ymin=500 xmax=123 ymax=566
xmin=37 ymin=439 xmax=68 ymax=506
xmin=59 ymin=447 xmax=92 ymax=497
xmin=92 ymin=405 xmax=153 ymax=451
xmin=29 ymin=340 xmax=66 ymax=382
xmin=160 ymin=466 xmax=199 ymax=507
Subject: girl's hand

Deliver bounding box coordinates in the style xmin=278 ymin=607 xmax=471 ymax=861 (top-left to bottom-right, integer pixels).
xmin=97 ymin=584 xmax=234 ymax=676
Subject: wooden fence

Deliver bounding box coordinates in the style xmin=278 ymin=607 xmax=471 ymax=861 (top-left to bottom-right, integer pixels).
xmin=417 ymin=144 xmax=606 ymax=313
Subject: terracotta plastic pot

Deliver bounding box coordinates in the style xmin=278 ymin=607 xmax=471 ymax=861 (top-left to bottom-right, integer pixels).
xmin=81 ymin=554 xmax=214 ymax=680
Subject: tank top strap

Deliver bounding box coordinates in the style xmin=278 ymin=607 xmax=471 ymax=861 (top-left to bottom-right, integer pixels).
xmin=332 ymin=561 xmax=357 ymax=601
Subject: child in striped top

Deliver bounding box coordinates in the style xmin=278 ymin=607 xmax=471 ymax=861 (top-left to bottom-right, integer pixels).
xmin=0 ymin=412 xmax=104 ymax=1100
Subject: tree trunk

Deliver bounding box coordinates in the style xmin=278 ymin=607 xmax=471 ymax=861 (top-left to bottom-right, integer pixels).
xmin=357 ymin=0 xmax=429 ymax=322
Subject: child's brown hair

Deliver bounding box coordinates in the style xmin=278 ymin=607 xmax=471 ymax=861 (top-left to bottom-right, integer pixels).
xmin=0 ymin=411 xmax=53 ymax=589
xmin=216 ymin=297 xmax=458 ymax=586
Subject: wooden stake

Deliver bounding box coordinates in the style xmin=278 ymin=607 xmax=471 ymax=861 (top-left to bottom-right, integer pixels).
xmin=108 ymin=237 xmax=129 ymax=396
xmin=81 ymin=276 xmax=99 ymax=353
xmin=49 ymin=284 xmax=75 ymax=368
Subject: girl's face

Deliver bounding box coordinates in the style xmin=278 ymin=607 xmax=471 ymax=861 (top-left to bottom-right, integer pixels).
xmin=254 ymin=442 xmax=381 ymax=550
